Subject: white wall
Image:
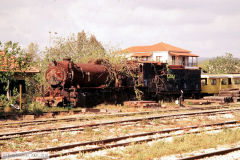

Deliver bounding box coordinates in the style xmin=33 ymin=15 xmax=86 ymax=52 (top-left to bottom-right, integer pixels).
xmin=168 ymin=54 xmax=172 ymax=64
xmin=123 ymin=51 xmax=193 ymax=66
xmin=122 ymin=53 xmax=134 ymax=60
xmin=152 ymin=51 xmax=169 ymax=63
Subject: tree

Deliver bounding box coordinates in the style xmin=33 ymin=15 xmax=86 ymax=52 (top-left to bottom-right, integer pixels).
xmin=44 ymin=30 xmax=105 ymax=63
xmin=77 ymin=30 xmax=88 ymax=54
xmin=89 ymin=34 xmax=104 ymax=50
xmin=204 ymin=53 xmax=240 ymax=74
xmin=26 ymin=42 xmax=40 ymax=62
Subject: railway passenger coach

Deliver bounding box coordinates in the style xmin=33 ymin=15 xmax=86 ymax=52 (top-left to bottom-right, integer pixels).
xmin=201 ymin=74 xmax=240 ymax=95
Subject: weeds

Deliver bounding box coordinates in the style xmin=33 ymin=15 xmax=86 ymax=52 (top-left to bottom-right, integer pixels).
xmin=119 ymin=128 xmax=240 ymax=160
xmin=122 ymin=127 xmax=131 ymax=135
xmin=84 ymin=127 xmax=93 ymax=133
xmin=106 ymin=150 xmax=122 ymax=157
xmin=139 ymin=119 xmax=149 ymax=126
xmin=152 ymin=119 xmax=162 ymax=125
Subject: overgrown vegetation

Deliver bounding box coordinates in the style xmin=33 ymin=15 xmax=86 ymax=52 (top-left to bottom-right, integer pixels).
xmin=202 ymin=53 xmax=240 ymax=74
xmin=43 ymin=31 xmax=140 ymax=93
xmin=40 ymin=30 xmax=138 ymax=89
xmin=0 ymin=41 xmax=34 ymax=113
xmin=45 ymin=31 xmax=105 ymax=63
xmin=0 ymin=30 xmax=143 ymax=112
xmin=84 ymin=128 xmax=240 ymax=160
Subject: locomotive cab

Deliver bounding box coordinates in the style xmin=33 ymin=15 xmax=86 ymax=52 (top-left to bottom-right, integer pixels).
xmin=139 ymin=61 xmax=201 ymax=101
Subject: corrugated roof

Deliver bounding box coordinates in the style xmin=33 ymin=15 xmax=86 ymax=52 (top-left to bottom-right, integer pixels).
xmin=132 ymin=53 xmax=153 ymax=57
xmin=123 ymin=42 xmax=191 ymax=53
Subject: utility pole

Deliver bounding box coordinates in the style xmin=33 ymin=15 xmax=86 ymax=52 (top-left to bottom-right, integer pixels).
xmin=19 ymin=84 xmax=22 ymax=110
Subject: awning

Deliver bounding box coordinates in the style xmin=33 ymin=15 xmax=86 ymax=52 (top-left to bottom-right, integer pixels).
xmin=131 ymin=52 xmax=153 ymax=57
xmin=170 ymin=52 xmax=199 ymax=57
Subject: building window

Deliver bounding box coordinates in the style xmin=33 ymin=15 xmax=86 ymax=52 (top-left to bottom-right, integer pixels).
xmin=172 ymin=56 xmax=175 ymax=65
xmin=156 ymin=56 xmax=161 ymax=62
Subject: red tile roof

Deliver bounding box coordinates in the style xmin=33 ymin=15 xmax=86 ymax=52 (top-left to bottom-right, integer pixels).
xmin=123 ymin=42 xmax=191 ymax=53
xmin=132 ymin=53 xmax=153 ymax=57
xmin=169 ymin=52 xmax=199 ymax=57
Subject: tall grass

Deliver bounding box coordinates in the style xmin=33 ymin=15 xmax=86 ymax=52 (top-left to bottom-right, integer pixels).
xmin=85 ymin=128 xmax=240 ymax=160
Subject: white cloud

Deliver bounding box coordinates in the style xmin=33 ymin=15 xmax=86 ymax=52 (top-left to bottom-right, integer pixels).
xmin=0 ymin=0 xmax=240 ymax=58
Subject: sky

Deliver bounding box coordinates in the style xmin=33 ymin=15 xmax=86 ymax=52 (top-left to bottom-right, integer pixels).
xmin=0 ymin=0 xmax=240 ymax=58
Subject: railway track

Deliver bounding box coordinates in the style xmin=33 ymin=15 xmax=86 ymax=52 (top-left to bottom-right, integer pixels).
xmin=0 ymin=105 xmax=227 ymax=128
xmin=180 ymin=146 xmax=240 ymax=160
xmin=1 ymin=117 xmax=78 ymax=128
xmin=0 ymin=108 xmax=239 ymax=140
xmin=16 ymin=120 xmax=240 ymax=159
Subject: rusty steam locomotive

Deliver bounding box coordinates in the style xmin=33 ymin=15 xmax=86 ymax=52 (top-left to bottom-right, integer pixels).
xmin=37 ymin=58 xmax=201 ymax=107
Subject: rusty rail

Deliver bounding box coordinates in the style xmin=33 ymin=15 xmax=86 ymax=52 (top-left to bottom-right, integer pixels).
xmin=179 ymin=146 xmax=240 ymax=160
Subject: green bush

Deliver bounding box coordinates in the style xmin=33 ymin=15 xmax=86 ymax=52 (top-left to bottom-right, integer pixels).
xmin=26 ymin=102 xmax=46 ymax=115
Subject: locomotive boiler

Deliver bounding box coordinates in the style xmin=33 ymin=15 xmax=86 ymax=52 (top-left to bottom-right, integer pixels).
xmin=45 ymin=58 xmax=109 ymax=88
xmin=40 ymin=58 xmax=111 ymax=106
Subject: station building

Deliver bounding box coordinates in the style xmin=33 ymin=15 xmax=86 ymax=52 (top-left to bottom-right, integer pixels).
xmin=121 ymin=42 xmax=199 ymax=68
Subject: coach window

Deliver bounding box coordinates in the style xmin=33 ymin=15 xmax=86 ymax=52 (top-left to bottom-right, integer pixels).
xmin=201 ymin=78 xmax=207 ymax=85
xmin=211 ymin=79 xmax=217 ymax=85
xmin=221 ymin=79 xmax=227 ymax=85
xmin=234 ymin=78 xmax=240 ymax=84
xmin=228 ymin=78 xmax=232 ymax=85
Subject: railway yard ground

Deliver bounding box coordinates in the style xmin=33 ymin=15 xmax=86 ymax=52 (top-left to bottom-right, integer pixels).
xmin=2 ymin=101 xmax=240 ymax=159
